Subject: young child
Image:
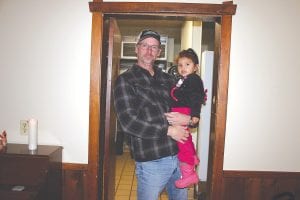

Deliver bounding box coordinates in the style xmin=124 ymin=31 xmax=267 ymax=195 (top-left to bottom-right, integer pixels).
xmin=170 ymin=48 xmax=205 ymax=188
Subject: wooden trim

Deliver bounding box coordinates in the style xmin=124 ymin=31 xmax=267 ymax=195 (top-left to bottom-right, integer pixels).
xmin=224 ymin=170 xmax=300 ymax=178
xmin=62 ymin=163 xmax=88 ymax=171
xmin=62 ymin=163 xmax=88 ymax=200
xmin=88 ymin=12 xmax=103 ymax=200
xmin=222 ymin=170 xmax=300 ymax=200
xmin=88 ymin=2 xmax=236 ymax=200
xmin=89 ymin=2 xmax=236 ymax=15
xmin=208 ymin=14 xmax=233 ymax=200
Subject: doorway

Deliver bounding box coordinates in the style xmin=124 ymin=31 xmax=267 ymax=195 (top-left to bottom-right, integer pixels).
xmin=114 ymin=17 xmax=215 ymax=200
xmin=114 ymin=17 xmax=214 ymax=200
xmin=88 ymin=2 xmax=236 ymax=200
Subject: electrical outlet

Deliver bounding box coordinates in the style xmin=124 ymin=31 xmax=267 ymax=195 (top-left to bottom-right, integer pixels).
xmin=20 ymin=120 xmax=29 ymax=135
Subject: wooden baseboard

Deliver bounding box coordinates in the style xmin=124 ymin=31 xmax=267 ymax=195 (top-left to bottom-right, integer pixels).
xmin=62 ymin=163 xmax=88 ymax=200
xmin=222 ymin=170 xmax=300 ymax=200
xmin=63 ymin=166 xmax=300 ymax=200
xmin=63 ymin=163 xmax=88 ymax=170
xmin=224 ymin=170 xmax=300 ymax=178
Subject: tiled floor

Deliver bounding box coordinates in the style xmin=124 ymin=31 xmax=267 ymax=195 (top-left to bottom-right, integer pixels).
xmin=115 ymin=151 xmax=196 ymax=200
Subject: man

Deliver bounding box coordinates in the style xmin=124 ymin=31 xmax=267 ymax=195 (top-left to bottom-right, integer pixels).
xmin=113 ymin=29 xmax=190 ymax=200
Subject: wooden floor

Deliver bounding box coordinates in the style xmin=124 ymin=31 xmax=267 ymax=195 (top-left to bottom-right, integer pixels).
xmin=115 ymin=151 xmax=196 ymax=200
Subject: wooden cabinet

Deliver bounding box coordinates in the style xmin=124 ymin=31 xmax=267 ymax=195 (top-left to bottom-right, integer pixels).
xmin=0 ymin=143 xmax=62 ymax=200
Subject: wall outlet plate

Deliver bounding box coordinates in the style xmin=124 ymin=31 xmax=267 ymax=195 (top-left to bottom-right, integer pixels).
xmin=20 ymin=120 xmax=29 ymax=135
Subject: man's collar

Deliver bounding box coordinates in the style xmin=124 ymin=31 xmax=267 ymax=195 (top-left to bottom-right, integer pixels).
xmin=133 ymin=64 xmax=160 ymax=76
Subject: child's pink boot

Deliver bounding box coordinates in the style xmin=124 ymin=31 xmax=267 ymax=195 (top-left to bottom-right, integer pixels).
xmin=175 ymin=162 xmax=199 ymax=188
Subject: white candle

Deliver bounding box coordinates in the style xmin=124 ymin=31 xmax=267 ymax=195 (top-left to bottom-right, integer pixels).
xmin=28 ymin=118 xmax=38 ymax=150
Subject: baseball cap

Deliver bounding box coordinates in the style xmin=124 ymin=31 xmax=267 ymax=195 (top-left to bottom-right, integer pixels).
xmin=137 ymin=29 xmax=161 ymax=44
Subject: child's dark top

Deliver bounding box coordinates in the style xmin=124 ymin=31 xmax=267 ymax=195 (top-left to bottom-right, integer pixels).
xmin=171 ymin=73 xmax=205 ymax=118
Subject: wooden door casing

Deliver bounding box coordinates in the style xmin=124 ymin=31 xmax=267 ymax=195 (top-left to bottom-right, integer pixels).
xmin=88 ymin=2 xmax=236 ymax=200
xmin=100 ymin=17 xmax=121 ymax=200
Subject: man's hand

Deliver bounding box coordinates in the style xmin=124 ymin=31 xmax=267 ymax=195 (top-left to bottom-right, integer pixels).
xmin=165 ymin=112 xmax=190 ymax=126
xmin=167 ymin=125 xmax=189 ymax=143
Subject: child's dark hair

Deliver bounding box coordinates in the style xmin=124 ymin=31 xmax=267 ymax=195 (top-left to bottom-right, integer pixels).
xmin=176 ymin=48 xmax=199 ymax=64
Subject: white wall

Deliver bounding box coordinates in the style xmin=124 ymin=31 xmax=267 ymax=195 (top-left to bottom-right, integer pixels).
xmin=181 ymin=21 xmax=193 ymax=50
xmin=225 ymin=0 xmax=300 ymax=171
xmin=0 ymin=0 xmax=91 ymax=163
xmin=1 ymin=0 xmax=300 ymax=171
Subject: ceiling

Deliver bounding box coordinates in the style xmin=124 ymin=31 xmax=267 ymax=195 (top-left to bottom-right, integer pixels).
xmin=117 ymin=19 xmax=184 ymax=42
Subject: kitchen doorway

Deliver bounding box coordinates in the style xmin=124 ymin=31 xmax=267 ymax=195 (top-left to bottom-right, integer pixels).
xmin=102 ymin=15 xmax=218 ymax=200
xmin=88 ymin=2 xmax=236 ymax=200
xmin=114 ymin=18 xmax=215 ymax=200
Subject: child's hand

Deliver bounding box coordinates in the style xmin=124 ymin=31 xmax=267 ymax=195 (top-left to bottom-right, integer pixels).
xmin=191 ymin=117 xmax=199 ymax=125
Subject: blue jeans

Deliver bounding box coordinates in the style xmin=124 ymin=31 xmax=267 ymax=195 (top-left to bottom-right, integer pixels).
xmin=135 ymin=155 xmax=188 ymax=200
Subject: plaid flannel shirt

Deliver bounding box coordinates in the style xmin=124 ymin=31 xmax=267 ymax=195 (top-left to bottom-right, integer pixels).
xmin=113 ymin=64 xmax=178 ymax=162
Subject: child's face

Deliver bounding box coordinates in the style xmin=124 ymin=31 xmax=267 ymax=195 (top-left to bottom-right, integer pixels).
xmin=177 ymin=57 xmax=198 ymax=77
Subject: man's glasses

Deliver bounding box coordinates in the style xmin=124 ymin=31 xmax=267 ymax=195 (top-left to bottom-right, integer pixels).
xmin=138 ymin=43 xmax=160 ymax=52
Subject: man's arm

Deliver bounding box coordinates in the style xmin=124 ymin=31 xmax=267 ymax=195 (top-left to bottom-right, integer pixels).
xmin=164 ymin=112 xmax=190 ymax=126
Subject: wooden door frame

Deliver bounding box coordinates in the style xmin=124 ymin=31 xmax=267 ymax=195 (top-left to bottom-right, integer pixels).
xmin=88 ymin=1 xmax=236 ymax=200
